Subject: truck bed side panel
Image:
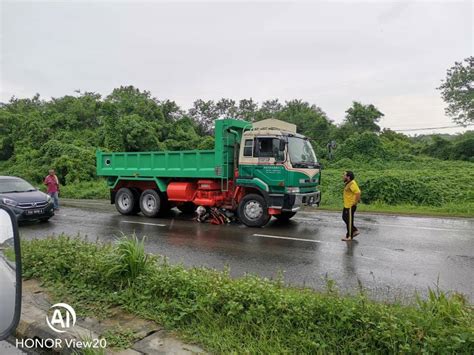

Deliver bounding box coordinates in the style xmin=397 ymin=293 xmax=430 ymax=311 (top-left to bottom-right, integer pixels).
xmin=96 ymin=150 xmax=219 ymax=178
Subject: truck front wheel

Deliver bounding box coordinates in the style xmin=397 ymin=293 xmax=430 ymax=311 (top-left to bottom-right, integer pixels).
xmin=238 ymin=194 xmax=271 ymax=227
xmin=115 ymin=188 xmax=138 ymax=215
xmin=139 ymin=189 xmax=165 ymax=217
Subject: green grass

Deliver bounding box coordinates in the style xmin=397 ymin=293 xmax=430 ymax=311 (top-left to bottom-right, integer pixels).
xmin=60 ymin=180 xmax=109 ymax=199
xmin=316 ymin=202 xmax=474 ymax=218
xmin=21 ymin=235 xmax=474 ymax=354
xmin=101 ymin=327 xmax=138 ymax=350
xmin=320 ymin=158 xmax=474 ymax=217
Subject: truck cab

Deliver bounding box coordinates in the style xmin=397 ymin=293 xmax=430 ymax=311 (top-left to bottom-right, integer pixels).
xmin=235 ymin=119 xmax=321 ymax=226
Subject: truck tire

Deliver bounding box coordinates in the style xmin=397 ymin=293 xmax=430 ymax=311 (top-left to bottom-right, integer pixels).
xmin=115 ymin=188 xmax=138 ymax=215
xmin=177 ymin=202 xmax=196 ymax=214
xmin=139 ymin=189 xmax=164 ymax=217
xmin=274 ymin=211 xmax=297 ymax=222
xmin=238 ymin=194 xmax=271 ymax=227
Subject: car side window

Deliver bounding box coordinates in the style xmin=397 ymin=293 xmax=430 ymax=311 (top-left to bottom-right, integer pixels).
xmin=243 ymin=139 xmax=253 ymax=157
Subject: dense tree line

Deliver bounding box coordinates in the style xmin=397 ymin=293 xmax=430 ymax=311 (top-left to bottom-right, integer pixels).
xmin=0 ymin=86 xmax=472 ymax=185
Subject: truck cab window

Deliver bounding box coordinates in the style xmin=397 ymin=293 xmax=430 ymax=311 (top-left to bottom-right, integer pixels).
xmin=254 ymin=138 xmax=284 ymax=160
xmin=243 ymin=139 xmax=253 ymax=157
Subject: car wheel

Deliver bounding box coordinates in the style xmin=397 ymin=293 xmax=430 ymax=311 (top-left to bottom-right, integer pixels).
xmin=115 ymin=188 xmax=138 ymax=215
xmin=238 ymin=194 xmax=270 ymax=227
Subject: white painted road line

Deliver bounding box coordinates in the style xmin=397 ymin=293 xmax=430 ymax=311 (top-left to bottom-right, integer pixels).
xmin=253 ymin=234 xmax=324 ymax=244
xmin=120 ymin=221 xmax=166 ymax=227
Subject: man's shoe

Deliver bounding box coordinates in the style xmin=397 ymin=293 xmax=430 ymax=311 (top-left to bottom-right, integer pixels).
xmin=341 ymin=237 xmax=352 ymax=241
xmin=352 ymin=231 xmax=360 ymax=238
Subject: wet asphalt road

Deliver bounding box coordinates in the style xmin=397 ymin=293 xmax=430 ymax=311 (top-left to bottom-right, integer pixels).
xmin=18 ymin=199 xmax=474 ymax=302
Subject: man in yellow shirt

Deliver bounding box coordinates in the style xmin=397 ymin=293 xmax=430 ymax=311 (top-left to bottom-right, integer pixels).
xmin=342 ymin=171 xmax=361 ymax=241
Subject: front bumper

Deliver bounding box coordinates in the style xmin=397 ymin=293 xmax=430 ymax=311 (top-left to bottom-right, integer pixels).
xmin=6 ymin=203 xmax=55 ymax=221
xmin=282 ymin=191 xmax=321 ymax=212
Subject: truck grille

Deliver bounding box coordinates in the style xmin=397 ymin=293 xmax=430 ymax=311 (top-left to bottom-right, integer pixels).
xmin=18 ymin=201 xmax=48 ymax=209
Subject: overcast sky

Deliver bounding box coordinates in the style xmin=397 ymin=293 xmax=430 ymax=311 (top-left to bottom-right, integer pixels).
xmin=1 ymin=0 xmax=472 ymax=134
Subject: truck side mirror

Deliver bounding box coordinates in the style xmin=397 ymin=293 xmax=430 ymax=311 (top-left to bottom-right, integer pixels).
xmin=0 ymin=206 xmax=21 ymax=340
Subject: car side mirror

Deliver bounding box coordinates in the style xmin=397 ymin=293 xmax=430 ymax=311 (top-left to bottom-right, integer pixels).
xmin=0 ymin=206 xmax=21 ymax=340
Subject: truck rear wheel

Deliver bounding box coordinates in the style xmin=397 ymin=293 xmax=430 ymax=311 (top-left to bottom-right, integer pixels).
xmin=238 ymin=194 xmax=271 ymax=227
xmin=274 ymin=211 xmax=297 ymax=221
xmin=115 ymin=188 xmax=138 ymax=215
xmin=139 ymin=189 xmax=166 ymax=217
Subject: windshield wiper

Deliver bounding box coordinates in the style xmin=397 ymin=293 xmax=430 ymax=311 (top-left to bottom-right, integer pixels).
xmin=293 ymin=162 xmax=310 ymax=168
xmin=1 ymin=190 xmax=29 ymax=193
xmin=293 ymin=162 xmax=318 ymax=168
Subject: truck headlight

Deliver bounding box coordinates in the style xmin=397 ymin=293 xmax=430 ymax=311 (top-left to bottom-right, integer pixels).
xmin=286 ymin=187 xmax=300 ymax=194
xmin=2 ymin=198 xmax=18 ymax=207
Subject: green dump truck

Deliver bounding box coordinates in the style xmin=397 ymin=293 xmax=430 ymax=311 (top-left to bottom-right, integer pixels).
xmin=96 ymin=118 xmax=321 ymax=227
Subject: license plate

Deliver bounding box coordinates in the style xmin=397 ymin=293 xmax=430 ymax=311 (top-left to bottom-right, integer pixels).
xmin=26 ymin=209 xmax=43 ymax=215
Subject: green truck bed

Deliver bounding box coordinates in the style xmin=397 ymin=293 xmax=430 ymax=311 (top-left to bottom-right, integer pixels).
xmin=96 ymin=119 xmax=249 ymax=180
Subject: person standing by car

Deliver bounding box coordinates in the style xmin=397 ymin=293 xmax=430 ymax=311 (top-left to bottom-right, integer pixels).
xmin=44 ymin=169 xmax=60 ymax=210
xmin=341 ymin=171 xmax=360 ymax=241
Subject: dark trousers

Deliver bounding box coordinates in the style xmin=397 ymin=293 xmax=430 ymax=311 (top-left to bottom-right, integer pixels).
xmin=342 ymin=205 xmax=358 ymax=238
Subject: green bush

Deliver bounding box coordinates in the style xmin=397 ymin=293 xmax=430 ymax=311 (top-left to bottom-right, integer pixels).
xmin=361 ymin=175 xmax=444 ymax=205
xmin=60 ymin=180 xmax=109 ymax=199
xmin=336 ymin=132 xmax=387 ymax=161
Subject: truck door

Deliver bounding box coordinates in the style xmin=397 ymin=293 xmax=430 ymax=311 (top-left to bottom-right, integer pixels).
xmin=252 ymin=137 xmax=287 ymax=194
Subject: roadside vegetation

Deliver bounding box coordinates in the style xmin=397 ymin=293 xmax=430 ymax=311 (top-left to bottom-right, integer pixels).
xmin=1 ymin=58 xmax=473 ymax=217
xmin=56 ymin=157 xmax=474 ymax=217
xmin=21 ymin=235 xmax=474 ymax=354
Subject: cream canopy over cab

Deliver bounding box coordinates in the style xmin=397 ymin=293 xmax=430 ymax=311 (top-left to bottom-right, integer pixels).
xmin=239 ymin=119 xmax=320 ymax=179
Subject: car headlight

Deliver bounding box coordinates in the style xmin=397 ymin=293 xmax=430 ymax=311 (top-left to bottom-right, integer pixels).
xmin=286 ymin=187 xmax=300 ymax=194
xmin=2 ymin=198 xmax=18 ymax=207
xmin=46 ymin=195 xmax=52 ymax=202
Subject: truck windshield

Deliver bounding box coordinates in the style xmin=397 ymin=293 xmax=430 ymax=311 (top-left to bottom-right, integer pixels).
xmin=287 ymin=137 xmax=317 ymax=167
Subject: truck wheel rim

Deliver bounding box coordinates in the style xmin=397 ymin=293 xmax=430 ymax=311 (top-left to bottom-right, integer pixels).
xmin=118 ymin=194 xmax=130 ymax=210
xmin=244 ymin=201 xmax=263 ymax=220
xmin=143 ymin=195 xmax=157 ymax=213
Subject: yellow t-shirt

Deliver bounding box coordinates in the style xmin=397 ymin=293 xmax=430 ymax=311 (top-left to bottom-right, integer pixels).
xmin=343 ymin=180 xmax=361 ymax=208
